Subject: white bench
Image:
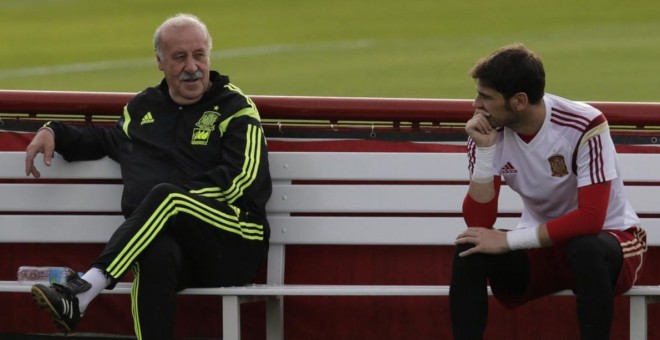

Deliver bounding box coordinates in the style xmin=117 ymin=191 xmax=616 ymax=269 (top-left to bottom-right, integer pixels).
xmin=1 ymin=150 xmax=660 ymax=339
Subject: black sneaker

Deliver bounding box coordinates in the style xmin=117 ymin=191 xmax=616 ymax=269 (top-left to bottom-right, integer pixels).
xmin=31 ymin=273 xmax=91 ymax=334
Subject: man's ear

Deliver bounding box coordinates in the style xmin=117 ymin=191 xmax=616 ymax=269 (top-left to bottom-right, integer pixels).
xmin=510 ymin=92 xmax=529 ymax=111
xmin=156 ymin=54 xmax=164 ymax=71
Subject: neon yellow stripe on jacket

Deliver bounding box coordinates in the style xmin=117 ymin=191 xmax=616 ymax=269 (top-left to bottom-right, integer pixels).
xmin=191 ymin=124 xmax=262 ymax=203
xmin=121 ymin=105 xmax=132 ymax=138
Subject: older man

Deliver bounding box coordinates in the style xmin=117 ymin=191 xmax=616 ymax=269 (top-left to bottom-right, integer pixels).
xmin=26 ymin=14 xmax=271 ymax=339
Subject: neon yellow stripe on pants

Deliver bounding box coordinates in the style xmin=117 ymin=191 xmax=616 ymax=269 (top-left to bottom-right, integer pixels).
xmin=106 ymin=192 xmax=263 ymax=278
xmin=131 ymin=263 xmax=143 ymax=340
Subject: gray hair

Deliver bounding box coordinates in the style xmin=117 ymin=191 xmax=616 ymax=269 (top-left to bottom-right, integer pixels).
xmin=153 ymin=13 xmax=213 ymax=58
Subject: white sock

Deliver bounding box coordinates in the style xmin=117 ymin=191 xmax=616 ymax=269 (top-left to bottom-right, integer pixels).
xmin=77 ymin=268 xmax=111 ymax=313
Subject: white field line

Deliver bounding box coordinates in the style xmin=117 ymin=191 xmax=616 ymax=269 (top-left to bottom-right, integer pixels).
xmin=0 ymin=40 xmax=374 ymax=79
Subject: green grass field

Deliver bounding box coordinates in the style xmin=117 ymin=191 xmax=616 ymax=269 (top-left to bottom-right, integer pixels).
xmin=1 ymin=0 xmax=659 ymax=101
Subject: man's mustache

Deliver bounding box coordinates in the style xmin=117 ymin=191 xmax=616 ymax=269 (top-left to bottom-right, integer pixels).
xmin=179 ymin=70 xmax=203 ymax=81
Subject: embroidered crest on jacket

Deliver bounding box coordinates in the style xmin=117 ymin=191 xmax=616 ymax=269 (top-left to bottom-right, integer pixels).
xmin=192 ymin=111 xmax=220 ymax=145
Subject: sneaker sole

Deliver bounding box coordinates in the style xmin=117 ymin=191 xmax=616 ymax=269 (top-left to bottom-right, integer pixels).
xmin=31 ymin=285 xmax=73 ymax=334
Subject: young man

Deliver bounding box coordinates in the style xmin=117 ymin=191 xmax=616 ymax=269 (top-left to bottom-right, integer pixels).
xmin=449 ymin=44 xmax=646 ymax=339
xmin=25 ymin=14 xmax=271 ymax=339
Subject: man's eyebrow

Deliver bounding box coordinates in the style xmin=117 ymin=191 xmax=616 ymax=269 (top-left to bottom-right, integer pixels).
xmin=477 ymin=90 xmax=492 ymax=99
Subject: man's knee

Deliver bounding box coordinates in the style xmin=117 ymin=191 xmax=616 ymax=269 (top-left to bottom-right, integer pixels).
xmin=565 ymin=234 xmax=621 ymax=276
xmin=146 ymin=182 xmax=183 ymax=202
xmin=452 ymin=244 xmax=488 ymax=274
xmin=138 ymin=235 xmax=182 ymax=271
xmin=566 ymin=235 xmax=604 ymax=259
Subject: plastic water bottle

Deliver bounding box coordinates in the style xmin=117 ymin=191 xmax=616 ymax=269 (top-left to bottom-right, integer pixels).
xmin=16 ymin=266 xmax=78 ymax=285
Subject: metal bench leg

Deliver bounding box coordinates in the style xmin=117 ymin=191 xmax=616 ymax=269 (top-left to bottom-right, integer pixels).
xmin=630 ymin=296 xmax=647 ymax=340
xmin=223 ymin=295 xmax=241 ymax=340
xmin=266 ymin=296 xmax=284 ymax=340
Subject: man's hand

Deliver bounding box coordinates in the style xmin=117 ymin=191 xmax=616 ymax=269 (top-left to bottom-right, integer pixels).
xmin=455 ymin=227 xmax=510 ymax=257
xmin=25 ymin=128 xmax=55 ymax=179
xmin=465 ymin=109 xmax=497 ymax=147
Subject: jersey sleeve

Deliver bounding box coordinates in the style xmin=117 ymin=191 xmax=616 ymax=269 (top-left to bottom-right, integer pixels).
xmin=467 ymin=136 xmax=499 ymax=178
xmin=545 ymin=181 xmax=610 ymax=244
xmin=462 ymin=176 xmax=501 ymax=228
xmin=574 ymin=115 xmax=618 ymax=187
xmin=464 ymin=136 xmax=502 ymax=227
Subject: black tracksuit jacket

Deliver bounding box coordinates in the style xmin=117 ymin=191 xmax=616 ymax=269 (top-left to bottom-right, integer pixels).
xmin=47 ymin=71 xmax=271 ymax=241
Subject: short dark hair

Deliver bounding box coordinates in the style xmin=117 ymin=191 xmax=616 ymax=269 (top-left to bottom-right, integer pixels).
xmin=470 ymin=44 xmax=545 ymax=104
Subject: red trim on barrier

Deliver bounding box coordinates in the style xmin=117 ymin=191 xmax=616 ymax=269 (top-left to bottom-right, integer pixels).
xmin=268 ymin=140 xmax=466 ymax=152
xmin=2 ymin=90 xmax=660 ymax=126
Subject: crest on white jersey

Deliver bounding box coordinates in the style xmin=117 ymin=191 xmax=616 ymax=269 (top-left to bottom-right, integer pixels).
xmin=548 ymin=154 xmax=569 ymax=177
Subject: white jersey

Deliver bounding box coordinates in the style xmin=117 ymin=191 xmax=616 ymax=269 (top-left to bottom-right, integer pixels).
xmin=470 ymin=93 xmax=640 ymax=231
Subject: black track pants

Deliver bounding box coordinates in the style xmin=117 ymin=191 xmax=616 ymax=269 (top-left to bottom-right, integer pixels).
xmin=92 ymin=183 xmax=267 ymax=339
xmin=449 ymin=232 xmax=622 ymax=340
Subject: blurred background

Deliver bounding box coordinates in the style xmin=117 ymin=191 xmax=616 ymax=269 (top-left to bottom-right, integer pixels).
xmin=1 ymin=0 xmax=659 ymax=101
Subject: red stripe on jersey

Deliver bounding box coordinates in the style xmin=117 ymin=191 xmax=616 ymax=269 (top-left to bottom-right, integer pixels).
xmin=572 ymin=113 xmax=609 ymax=177
xmin=467 ymin=137 xmax=476 ymax=175
xmin=550 ymin=109 xmax=589 ymax=131
xmin=584 ymin=113 xmax=607 ymax=128
xmin=588 ymin=136 xmax=605 ymax=183
xmin=596 ymin=136 xmax=605 ymax=181
xmin=550 ymin=117 xmax=586 ymax=131
xmin=588 ymin=138 xmax=595 ymax=183
xmin=583 ymin=114 xmax=608 ymax=183
xmin=552 ymin=107 xmax=591 ymax=125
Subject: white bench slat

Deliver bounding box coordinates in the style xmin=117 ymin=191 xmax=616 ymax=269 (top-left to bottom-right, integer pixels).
xmin=6 ymin=215 xmax=660 ymax=246
xmin=0 ymin=215 xmax=510 ymax=245
xmin=269 ymin=152 xmax=468 ymax=181
xmin=6 ymin=152 xmax=660 ymax=183
xmin=269 ymin=152 xmax=660 ymax=182
xmin=3 ymin=152 xmax=660 ymax=182
xmin=2 ymin=182 xmax=657 ymax=216
xmin=641 ymin=218 xmax=660 ymax=246
xmin=270 ymin=184 xmax=659 ymax=216
xmin=0 ymin=282 xmax=448 ymax=296
xmin=2 ymin=280 xmax=658 ymax=297
xmin=618 ymin=153 xmax=660 ymax=182
xmin=0 ymin=183 xmax=519 ymax=213
xmin=0 ymin=215 xmax=122 ymax=243
xmin=2 ymin=152 xmax=468 ymax=181
xmin=0 ymin=152 xmax=120 ymax=179
xmin=625 ymin=186 xmax=660 ymax=214
xmin=268 ymin=216 xmax=515 ymax=245
xmin=269 ymin=217 xmax=660 ymax=246
xmin=0 ymin=184 xmax=123 ymax=212
xmin=141 ymin=284 xmax=660 ymax=297
xmin=267 ymin=184 xmax=523 ymax=213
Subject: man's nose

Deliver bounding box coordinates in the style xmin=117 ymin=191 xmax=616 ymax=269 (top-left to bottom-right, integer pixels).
xmin=472 ymin=97 xmax=482 ymax=109
xmin=184 ymin=56 xmax=197 ymax=73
